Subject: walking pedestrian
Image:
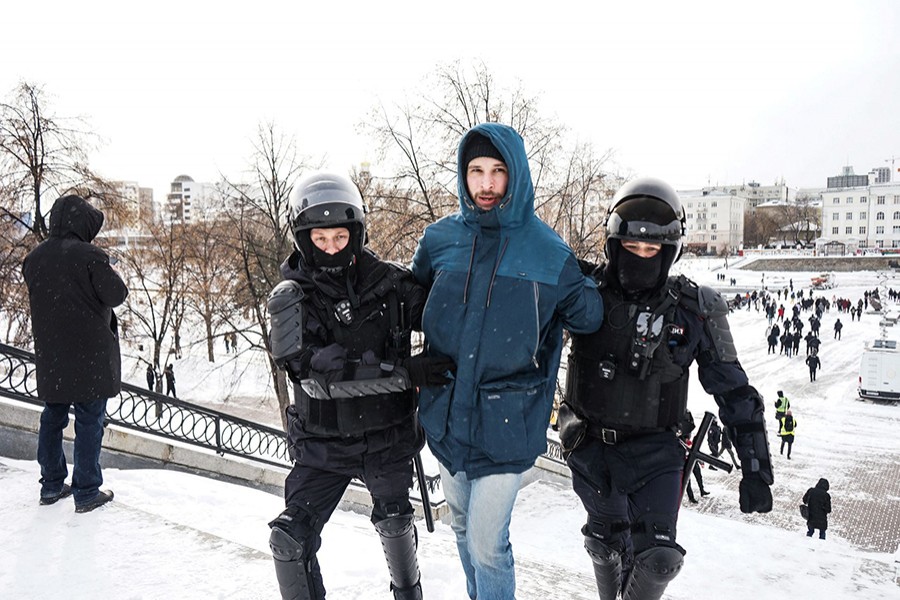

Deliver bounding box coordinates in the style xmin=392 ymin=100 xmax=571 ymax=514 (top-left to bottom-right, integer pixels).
xmin=164 ymin=364 xmax=176 ymax=398
xmin=774 ymin=390 xmax=790 ymax=426
xmin=410 ymin=123 xmax=603 ymax=599
xmin=561 ymin=177 xmax=772 ymax=600
xmin=803 ymin=478 xmax=832 ymax=540
xmin=145 ymin=363 xmax=156 ymax=392
xmin=265 ymin=172 xmax=452 ymax=599
xmin=767 ymin=328 xmax=778 ymax=355
xmin=806 ymin=351 xmax=821 ymax=382
xmin=779 ymin=410 xmax=796 ymax=459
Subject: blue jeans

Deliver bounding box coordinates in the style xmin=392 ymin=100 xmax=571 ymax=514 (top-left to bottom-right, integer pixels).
xmin=37 ymin=399 xmax=107 ymax=504
xmin=439 ymin=464 xmax=524 ymax=600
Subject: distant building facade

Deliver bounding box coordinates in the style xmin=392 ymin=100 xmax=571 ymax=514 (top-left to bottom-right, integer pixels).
xmin=701 ymin=180 xmax=792 ymax=208
xmin=164 ymin=175 xmax=220 ymax=224
xmin=110 ymin=181 xmax=154 ymax=228
xmin=819 ymin=173 xmax=900 ymax=252
xmin=680 ymin=189 xmax=746 ymax=254
xmin=826 ymin=166 xmax=869 ymax=189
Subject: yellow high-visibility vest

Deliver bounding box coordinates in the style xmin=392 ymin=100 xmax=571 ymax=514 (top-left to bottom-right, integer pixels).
xmin=779 ymin=416 xmax=797 ymax=437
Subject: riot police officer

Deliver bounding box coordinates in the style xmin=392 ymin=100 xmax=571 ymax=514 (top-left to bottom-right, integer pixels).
xmin=558 ymin=177 xmax=773 ymax=600
xmin=266 ymin=172 xmax=454 ymax=600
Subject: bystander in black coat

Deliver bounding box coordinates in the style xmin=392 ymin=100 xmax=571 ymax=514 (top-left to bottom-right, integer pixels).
xmin=803 ymin=478 xmax=832 ymax=539
xmin=23 ymin=195 xmax=128 ymax=403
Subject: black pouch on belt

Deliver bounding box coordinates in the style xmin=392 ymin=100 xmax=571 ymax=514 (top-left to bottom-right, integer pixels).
xmin=557 ymin=402 xmax=588 ymax=460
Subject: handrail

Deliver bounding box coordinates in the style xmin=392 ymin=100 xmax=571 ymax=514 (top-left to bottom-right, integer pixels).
xmin=0 ymin=342 xmax=448 ymax=499
xmin=0 ymin=342 xmax=565 ymax=505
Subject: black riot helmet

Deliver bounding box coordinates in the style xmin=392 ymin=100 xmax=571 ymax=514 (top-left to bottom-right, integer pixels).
xmin=289 ymin=172 xmax=366 ymax=268
xmin=605 ymin=177 xmax=686 ymax=275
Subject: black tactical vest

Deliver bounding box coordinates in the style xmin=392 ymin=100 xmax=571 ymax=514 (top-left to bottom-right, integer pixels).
xmin=295 ymin=264 xmax=416 ymax=437
xmin=566 ymin=280 xmax=690 ymax=432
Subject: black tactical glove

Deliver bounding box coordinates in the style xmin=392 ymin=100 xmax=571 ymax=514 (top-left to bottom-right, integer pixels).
xmin=731 ymin=420 xmax=774 ymax=514
xmin=399 ymin=353 xmax=456 ymax=387
xmin=309 ymin=343 xmax=347 ymax=372
xmin=577 ymin=258 xmax=598 ymax=277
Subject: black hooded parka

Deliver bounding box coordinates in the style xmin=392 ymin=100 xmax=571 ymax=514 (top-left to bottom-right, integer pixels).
xmin=22 ymin=195 xmax=129 ymax=404
xmin=803 ymin=478 xmax=832 ymax=531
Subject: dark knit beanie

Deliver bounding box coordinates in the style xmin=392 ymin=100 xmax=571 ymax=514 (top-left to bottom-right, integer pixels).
xmin=462 ymin=132 xmax=504 ymax=168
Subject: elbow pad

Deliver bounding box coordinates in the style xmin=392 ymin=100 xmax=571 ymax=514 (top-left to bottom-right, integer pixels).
xmin=698 ymin=285 xmax=738 ymax=363
xmin=267 ymin=280 xmax=305 ymax=367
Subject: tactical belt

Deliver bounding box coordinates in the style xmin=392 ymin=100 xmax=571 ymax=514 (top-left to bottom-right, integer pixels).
xmin=586 ymin=422 xmax=668 ymax=445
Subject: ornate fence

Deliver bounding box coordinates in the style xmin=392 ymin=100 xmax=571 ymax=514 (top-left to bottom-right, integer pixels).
xmin=0 ymin=342 xmax=291 ymax=468
xmin=0 ymin=342 xmax=563 ymax=499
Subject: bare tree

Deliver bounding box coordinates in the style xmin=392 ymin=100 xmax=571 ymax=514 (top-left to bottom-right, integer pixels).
xmin=220 ymin=122 xmax=307 ymax=430
xmin=535 ymin=142 xmax=617 ymax=262
xmin=0 ymin=206 xmax=34 ymax=345
xmin=117 ymin=218 xmax=187 ymax=379
xmin=181 ymin=216 xmax=240 ymax=362
xmin=360 ymin=60 xmax=611 ymax=263
xmin=0 ymin=81 xmax=100 ymax=240
xmin=743 ymin=209 xmax=780 ymax=248
xmin=777 ymin=194 xmax=821 ymax=246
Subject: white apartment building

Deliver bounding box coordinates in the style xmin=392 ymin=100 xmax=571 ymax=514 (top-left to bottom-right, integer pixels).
xmin=164 ymin=175 xmax=221 ymax=224
xmin=680 ymin=189 xmax=747 ymax=254
xmin=86 ymin=181 xmax=152 ymax=231
xmin=820 ymin=180 xmax=900 ymax=251
xmin=702 ymin=180 xmax=792 ymax=208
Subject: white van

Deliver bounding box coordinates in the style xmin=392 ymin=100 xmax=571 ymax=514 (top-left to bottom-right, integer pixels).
xmin=858 ymin=336 xmax=900 ymax=401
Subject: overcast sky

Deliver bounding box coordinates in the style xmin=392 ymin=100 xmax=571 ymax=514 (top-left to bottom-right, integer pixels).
xmin=3 ymin=1 xmax=899 ymax=199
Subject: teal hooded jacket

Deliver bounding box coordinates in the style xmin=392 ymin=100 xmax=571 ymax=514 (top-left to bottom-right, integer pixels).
xmin=411 ymin=123 xmax=603 ymax=478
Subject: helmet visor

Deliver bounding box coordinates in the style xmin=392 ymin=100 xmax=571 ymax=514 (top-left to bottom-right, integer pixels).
xmin=292 ymin=202 xmax=363 ymax=231
xmin=607 ymin=212 xmax=683 ymax=243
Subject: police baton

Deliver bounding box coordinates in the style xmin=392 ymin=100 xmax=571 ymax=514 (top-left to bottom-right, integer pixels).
xmin=682 ymin=412 xmax=734 ymax=499
xmin=413 ymin=452 xmax=434 ymax=532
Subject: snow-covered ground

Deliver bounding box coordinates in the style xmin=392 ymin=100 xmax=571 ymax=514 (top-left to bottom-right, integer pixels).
xmin=2 ymin=257 xmax=900 ymax=599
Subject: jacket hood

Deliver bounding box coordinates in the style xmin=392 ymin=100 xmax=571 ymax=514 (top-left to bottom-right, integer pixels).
xmin=816 ymin=478 xmax=829 ymax=491
xmin=49 ymin=195 xmax=104 ymax=242
xmin=457 ymin=123 xmax=533 ymax=229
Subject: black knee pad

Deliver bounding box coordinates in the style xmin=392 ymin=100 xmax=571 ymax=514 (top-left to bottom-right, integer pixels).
xmin=632 ymin=546 xmax=684 ymax=582
xmin=584 ymin=535 xmax=620 ymax=565
xmin=269 ymin=503 xmax=322 ymax=562
xmin=374 ymin=514 xmax=416 ymax=538
xmin=622 ymin=546 xmax=685 ymax=600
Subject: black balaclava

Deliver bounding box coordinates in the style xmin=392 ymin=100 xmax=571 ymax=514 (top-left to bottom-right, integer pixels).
xmin=607 ymin=239 xmax=673 ymax=296
xmin=311 ymin=243 xmax=354 ymax=272
xmin=617 ymin=247 xmax=663 ymax=293
xmin=302 ymin=223 xmax=362 ymax=273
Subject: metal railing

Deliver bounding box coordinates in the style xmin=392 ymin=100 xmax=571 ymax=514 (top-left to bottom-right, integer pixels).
xmin=0 ymin=342 xmax=564 ymax=502
xmin=0 ymin=342 xmax=450 ymax=501
xmin=0 ymin=342 xmax=291 ymax=468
